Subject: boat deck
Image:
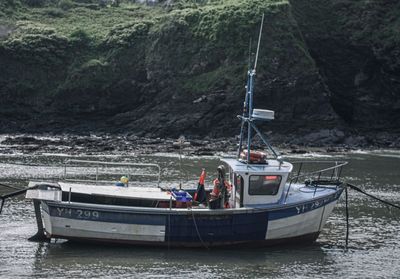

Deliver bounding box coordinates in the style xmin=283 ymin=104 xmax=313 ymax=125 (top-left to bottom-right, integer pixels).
xmin=283 ymin=183 xmax=338 ymax=202
xmin=28 ymin=178 xmax=341 ymax=210
xmin=58 ymin=182 xmax=175 ymax=201
xmin=56 ymin=181 xmax=339 ymax=209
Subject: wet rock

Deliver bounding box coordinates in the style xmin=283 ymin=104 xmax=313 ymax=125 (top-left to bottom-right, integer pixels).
xmin=301 ymin=129 xmax=346 ymax=146
xmin=343 ymin=136 xmax=368 ymax=148
xmin=290 ymin=149 xmax=307 ymax=154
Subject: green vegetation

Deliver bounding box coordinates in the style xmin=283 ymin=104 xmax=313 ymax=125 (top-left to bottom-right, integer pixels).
xmin=1 ymin=0 xmax=398 ymax=135
xmin=1 ymin=0 xmax=301 ymax=98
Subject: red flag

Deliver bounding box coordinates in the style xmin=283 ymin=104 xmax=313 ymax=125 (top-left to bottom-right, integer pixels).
xmin=199 ymin=169 xmax=206 ymax=185
xmin=194 ymin=169 xmax=206 ymax=203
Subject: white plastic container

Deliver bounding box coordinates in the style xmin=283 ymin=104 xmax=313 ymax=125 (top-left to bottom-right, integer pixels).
xmin=252 ymin=109 xmax=274 ymax=120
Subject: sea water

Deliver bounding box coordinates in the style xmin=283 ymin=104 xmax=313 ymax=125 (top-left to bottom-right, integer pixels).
xmin=0 ymin=150 xmax=399 ymax=278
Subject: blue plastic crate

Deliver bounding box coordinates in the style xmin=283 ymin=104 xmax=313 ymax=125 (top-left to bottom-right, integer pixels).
xmin=171 ymin=190 xmax=192 ymax=202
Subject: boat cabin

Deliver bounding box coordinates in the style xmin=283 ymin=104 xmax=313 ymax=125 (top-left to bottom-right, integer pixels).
xmin=222 ymin=158 xmax=293 ymax=208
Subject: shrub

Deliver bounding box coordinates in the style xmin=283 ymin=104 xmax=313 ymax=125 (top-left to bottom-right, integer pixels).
xmin=24 ymin=0 xmax=45 ymax=7
xmin=43 ymin=7 xmax=65 ymax=17
xmin=98 ymin=0 xmax=107 ymax=8
xmin=58 ymin=0 xmax=74 ymax=10
xmin=2 ymin=22 xmax=70 ymax=66
xmin=70 ymin=29 xmax=92 ymax=46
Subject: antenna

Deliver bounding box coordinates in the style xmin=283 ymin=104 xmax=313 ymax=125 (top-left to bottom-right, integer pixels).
xmin=247 ymin=37 xmax=252 ymax=70
xmin=253 ymin=13 xmax=265 ymax=71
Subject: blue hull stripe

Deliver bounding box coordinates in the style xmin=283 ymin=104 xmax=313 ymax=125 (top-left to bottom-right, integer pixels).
xmin=166 ymin=211 xmax=269 ymax=242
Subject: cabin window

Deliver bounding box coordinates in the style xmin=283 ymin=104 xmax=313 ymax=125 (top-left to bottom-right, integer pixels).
xmin=248 ymin=175 xmax=282 ymax=195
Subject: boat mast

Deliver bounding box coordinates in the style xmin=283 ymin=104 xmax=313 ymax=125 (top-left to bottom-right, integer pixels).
xmin=238 ymin=14 xmax=264 ymax=161
xmin=237 ymin=14 xmax=281 ymax=162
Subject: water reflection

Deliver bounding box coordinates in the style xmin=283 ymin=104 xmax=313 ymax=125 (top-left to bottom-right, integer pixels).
xmin=30 ymin=241 xmax=330 ymax=278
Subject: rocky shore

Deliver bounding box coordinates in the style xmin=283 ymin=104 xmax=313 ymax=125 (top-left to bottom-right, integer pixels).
xmin=1 ymin=130 xmax=399 ymax=157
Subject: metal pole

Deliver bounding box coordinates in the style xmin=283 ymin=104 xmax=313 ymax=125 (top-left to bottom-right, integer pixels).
xmin=253 ymin=13 xmax=265 ymax=71
xmin=247 ymin=72 xmax=255 ymax=163
xmin=248 ymin=121 xmax=280 ymax=159
xmin=96 ymin=165 xmax=98 ymax=185
xmin=295 ymin=162 xmax=303 ymax=183
xmin=237 ymin=72 xmax=251 ymax=158
xmin=179 ymin=138 xmax=183 ymax=190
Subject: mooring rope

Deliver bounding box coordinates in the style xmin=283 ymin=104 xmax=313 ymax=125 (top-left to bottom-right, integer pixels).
xmin=0 ymin=182 xmax=22 ymax=190
xmin=345 ymin=182 xmax=400 ymax=248
xmin=345 ymin=186 xmax=349 ymax=248
xmin=190 ymin=207 xmax=209 ymax=250
xmin=0 ymin=186 xmax=35 ymax=214
xmin=0 ymin=184 xmax=61 ymax=214
xmin=347 ymin=183 xmax=400 ymax=210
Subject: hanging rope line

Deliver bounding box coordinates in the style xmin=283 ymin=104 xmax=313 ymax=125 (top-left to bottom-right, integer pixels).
xmin=345 ymin=186 xmax=349 ymax=248
xmin=0 ymin=182 xmax=22 ymax=190
xmin=190 ymin=208 xmax=209 ymax=250
xmin=347 ymin=183 xmax=400 ymax=210
xmin=0 ymin=184 xmax=61 ymax=214
xmin=0 ymin=186 xmax=36 ymax=214
xmin=344 ymin=182 xmax=400 ymax=248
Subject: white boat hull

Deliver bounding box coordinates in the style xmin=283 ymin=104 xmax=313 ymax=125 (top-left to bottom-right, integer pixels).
xmin=39 ymin=189 xmax=342 ymax=247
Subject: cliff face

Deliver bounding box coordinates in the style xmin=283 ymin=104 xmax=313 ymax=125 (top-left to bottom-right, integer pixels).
xmin=0 ymin=0 xmax=399 ymax=143
xmin=290 ymin=0 xmax=400 ymax=132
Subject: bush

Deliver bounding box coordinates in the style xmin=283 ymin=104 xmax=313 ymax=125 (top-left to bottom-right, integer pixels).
xmin=105 ymin=21 xmax=153 ymax=47
xmin=98 ymin=0 xmax=107 ymax=7
xmin=58 ymin=0 xmax=74 ymax=10
xmin=70 ymin=29 xmax=92 ymax=46
xmin=43 ymin=7 xmax=65 ymax=17
xmin=24 ymin=0 xmax=45 ymax=7
xmin=2 ymin=23 xmax=70 ymax=66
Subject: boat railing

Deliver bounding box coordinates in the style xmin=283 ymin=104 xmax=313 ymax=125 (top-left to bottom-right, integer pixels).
xmin=62 ymin=159 xmax=161 ymax=187
xmin=284 ymin=160 xmax=348 ymax=202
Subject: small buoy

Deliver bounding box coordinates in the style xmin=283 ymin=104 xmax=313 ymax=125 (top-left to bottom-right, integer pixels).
xmin=115 ymin=176 xmax=128 ymax=187
xmin=120 ymin=176 xmax=129 ymax=184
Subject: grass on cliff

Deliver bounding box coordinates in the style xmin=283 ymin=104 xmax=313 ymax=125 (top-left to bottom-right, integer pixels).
xmin=1 ymin=0 xmax=289 ymax=43
xmin=0 ymin=2 xmax=164 ymax=44
xmin=0 ymin=0 xmax=296 ymax=103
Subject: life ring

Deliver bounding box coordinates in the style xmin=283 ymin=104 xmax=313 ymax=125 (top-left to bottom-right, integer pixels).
xmin=240 ymin=150 xmax=267 ymax=163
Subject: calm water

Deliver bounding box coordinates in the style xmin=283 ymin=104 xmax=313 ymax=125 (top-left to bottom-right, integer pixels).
xmin=0 ymin=150 xmax=399 ymax=278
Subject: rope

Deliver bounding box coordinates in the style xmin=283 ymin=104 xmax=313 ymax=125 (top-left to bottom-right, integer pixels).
xmin=0 ymin=198 xmax=4 ymax=215
xmin=0 ymin=182 xmax=22 ymax=190
xmin=0 ymin=187 xmax=34 ymax=214
xmin=347 ymin=183 xmax=400 ymax=210
xmin=344 ymin=182 xmax=400 ymax=249
xmin=345 ymin=186 xmax=349 ymax=248
xmin=190 ymin=208 xmax=209 ymax=250
xmin=0 ymin=184 xmax=61 ymax=214
xmin=167 ymin=212 xmax=171 ymax=251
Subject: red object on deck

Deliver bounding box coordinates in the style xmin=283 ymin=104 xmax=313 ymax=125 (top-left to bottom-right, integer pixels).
xmin=194 ymin=169 xmax=206 ymax=202
xmin=199 ymin=169 xmax=206 ymax=185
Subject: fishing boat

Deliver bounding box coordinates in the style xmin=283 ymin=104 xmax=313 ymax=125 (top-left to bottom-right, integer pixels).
xmin=3 ymin=15 xmax=348 ymax=248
